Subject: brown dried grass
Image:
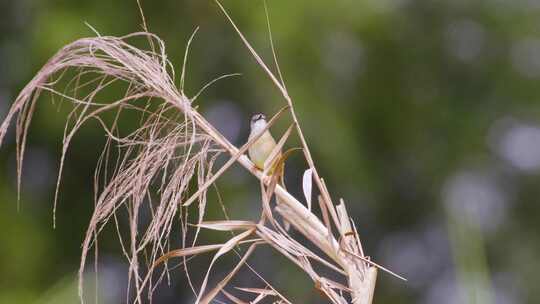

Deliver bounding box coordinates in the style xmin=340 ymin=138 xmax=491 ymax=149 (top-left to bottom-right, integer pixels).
xmin=0 ymin=1 xmax=404 ymax=303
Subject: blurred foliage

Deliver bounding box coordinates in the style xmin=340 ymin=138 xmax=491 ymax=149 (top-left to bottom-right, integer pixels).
xmin=1 ymin=0 xmax=540 ymax=303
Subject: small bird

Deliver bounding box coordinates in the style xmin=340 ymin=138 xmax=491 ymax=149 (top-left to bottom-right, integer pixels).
xmin=248 ymin=113 xmax=290 ymax=230
xmin=248 ymin=113 xmax=278 ymax=170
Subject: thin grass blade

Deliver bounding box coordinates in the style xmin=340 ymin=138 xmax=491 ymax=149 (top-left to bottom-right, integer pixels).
xmin=302 ymin=168 xmax=313 ymax=211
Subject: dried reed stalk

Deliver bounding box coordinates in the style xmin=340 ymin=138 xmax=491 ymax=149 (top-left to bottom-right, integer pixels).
xmin=0 ymin=2 xmax=404 ymax=303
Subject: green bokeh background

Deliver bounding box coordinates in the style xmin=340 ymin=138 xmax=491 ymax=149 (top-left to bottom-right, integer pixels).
xmin=1 ymin=0 xmax=539 ymax=303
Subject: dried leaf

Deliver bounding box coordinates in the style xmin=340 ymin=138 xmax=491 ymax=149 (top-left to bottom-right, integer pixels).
xmin=197 ymin=220 xmax=256 ymax=231
xmin=154 ymin=238 xmax=258 ymax=267
xmin=153 ymin=244 xmax=218 ymax=267
xmin=235 ymin=287 xmax=277 ymax=296
xmin=302 ymin=168 xmax=313 ymax=211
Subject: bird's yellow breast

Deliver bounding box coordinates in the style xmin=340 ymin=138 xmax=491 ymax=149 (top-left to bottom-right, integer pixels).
xmin=248 ymin=131 xmax=276 ymax=169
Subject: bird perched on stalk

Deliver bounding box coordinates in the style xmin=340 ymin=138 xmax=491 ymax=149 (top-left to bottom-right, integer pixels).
xmin=248 ymin=113 xmax=278 ymax=170
xmin=248 ymin=113 xmax=290 ymax=229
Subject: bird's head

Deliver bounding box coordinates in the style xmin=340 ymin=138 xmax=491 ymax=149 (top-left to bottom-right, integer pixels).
xmin=250 ymin=113 xmax=267 ymax=130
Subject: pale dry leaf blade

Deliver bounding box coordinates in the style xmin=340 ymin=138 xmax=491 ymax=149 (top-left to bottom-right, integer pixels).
xmin=235 ymin=287 xmax=278 ymax=296
xmin=259 ymin=181 xmax=278 ymax=227
xmin=317 ymin=194 xmax=333 ymax=245
xmin=302 ymin=168 xmax=313 ymax=211
xmin=153 ymin=237 xmax=260 ymax=269
xmin=153 ymin=244 xmax=222 ymax=267
xmin=197 ymin=220 xmax=256 ymax=231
